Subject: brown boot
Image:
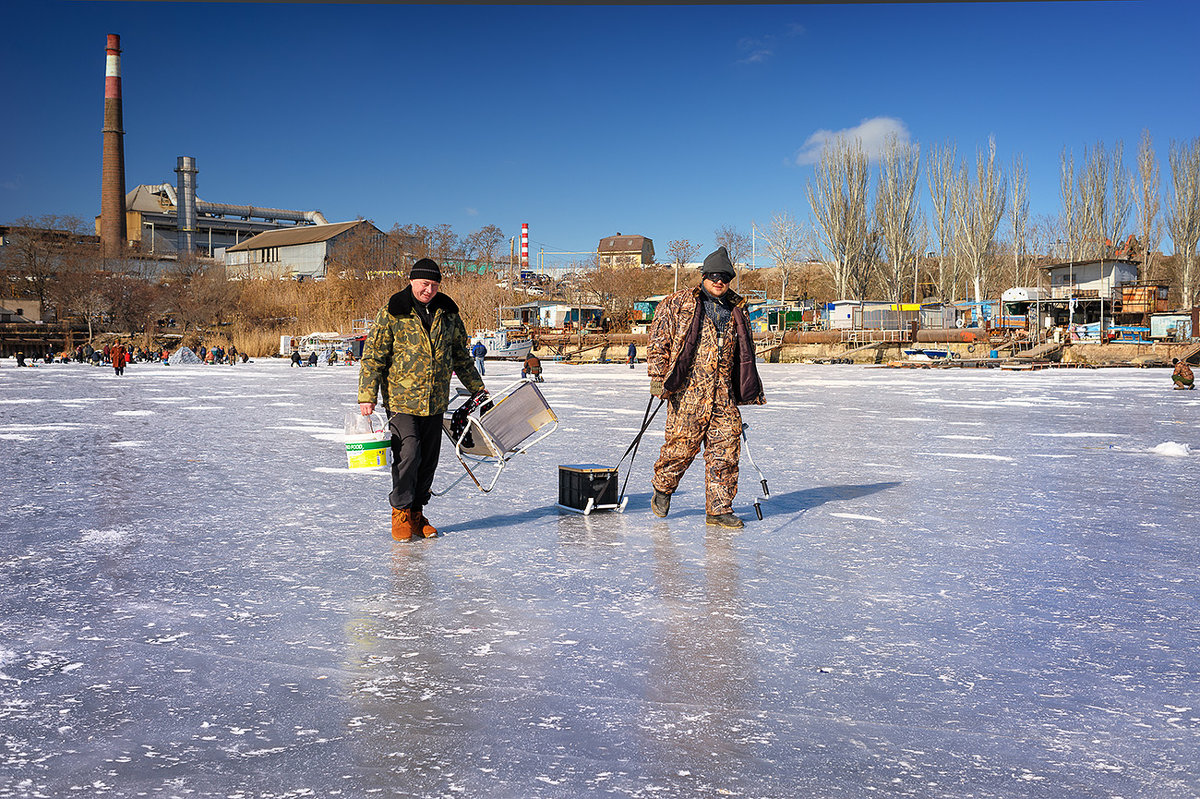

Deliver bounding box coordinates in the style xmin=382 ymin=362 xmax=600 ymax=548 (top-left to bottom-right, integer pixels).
xmin=412 ymin=507 xmax=439 ymax=538
xmin=391 ymin=507 xmax=415 ymax=541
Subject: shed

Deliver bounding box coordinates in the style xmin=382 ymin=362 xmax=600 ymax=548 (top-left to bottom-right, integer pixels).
xmin=224 ymin=220 xmax=397 ymax=280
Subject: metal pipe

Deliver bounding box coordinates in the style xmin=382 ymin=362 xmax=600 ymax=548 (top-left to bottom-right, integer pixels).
xmin=175 ymin=156 xmax=198 ymax=255
xmin=195 ymin=202 xmax=327 ymax=225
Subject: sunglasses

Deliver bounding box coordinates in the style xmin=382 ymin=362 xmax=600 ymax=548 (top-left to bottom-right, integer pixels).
xmin=703 ymin=273 xmax=729 ymax=284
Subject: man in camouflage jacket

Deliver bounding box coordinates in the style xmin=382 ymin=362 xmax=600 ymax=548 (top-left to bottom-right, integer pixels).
xmin=646 ymin=247 xmax=765 ymax=529
xmin=358 ymin=258 xmax=485 ymax=540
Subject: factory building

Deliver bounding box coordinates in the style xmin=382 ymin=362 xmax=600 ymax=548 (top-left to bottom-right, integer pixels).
xmin=114 ymin=168 xmax=329 ymax=258
xmin=224 ymin=220 xmax=400 ymax=280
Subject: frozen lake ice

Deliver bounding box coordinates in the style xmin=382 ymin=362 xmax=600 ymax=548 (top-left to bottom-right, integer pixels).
xmin=1 ymin=356 xmax=1199 ymax=798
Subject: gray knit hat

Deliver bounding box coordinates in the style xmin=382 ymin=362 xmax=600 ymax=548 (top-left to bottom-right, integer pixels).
xmin=701 ymin=246 xmax=735 ymax=282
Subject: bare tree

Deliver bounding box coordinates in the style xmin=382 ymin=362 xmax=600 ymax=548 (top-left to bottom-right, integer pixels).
xmin=1166 ymin=138 xmax=1200 ymax=307
xmin=1060 ymin=148 xmax=1082 ymax=260
xmin=1009 ymin=154 xmax=1029 ymax=288
xmin=0 ymin=215 xmax=92 ymax=320
xmin=465 ymin=224 xmax=506 ymax=272
xmin=874 ymin=133 xmax=921 ymax=305
xmin=1076 ymin=140 xmax=1131 ymax=259
xmin=1133 ymin=129 xmax=1163 ymax=281
xmin=759 ymin=211 xmax=806 ymax=302
xmin=713 ymin=224 xmax=751 ymax=291
xmin=667 ymin=238 xmax=702 ymax=292
xmin=952 ymin=138 xmax=1006 ymax=303
xmin=430 ymin=224 xmax=459 ymax=270
xmin=927 ymin=142 xmax=957 ymax=300
xmin=389 ymin=223 xmax=431 ymax=267
xmin=808 ymin=136 xmax=873 ymax=299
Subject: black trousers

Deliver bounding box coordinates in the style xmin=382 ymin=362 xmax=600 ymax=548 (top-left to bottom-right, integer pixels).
xmin=388 ymin=411 xmax=443 ymax=510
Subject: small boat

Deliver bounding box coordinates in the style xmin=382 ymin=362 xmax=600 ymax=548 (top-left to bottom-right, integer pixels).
xmin=470 ymin=329 xmax=533 ymax=360
xmin=902 ymin=347 xmax=953 ymax=361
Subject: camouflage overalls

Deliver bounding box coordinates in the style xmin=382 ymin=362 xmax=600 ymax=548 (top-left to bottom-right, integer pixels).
xmin=647 ymin=287 xmax=758 ymax=515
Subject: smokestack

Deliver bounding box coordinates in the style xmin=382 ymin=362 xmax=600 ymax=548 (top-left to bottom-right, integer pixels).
xmin=100 ymin=33 xmax=127 ymax=259
xmin=521 ymin=223 xmax=529 ymax=270
xmin=175 ymin=156 xmax=198 ymax=256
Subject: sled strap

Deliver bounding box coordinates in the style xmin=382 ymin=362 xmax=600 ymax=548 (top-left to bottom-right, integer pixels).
xmin=616 ymin=396 xmax=665 ymax=503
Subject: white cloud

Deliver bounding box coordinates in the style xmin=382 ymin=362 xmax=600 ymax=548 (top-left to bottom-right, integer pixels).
xmin=792 ymin=117 xmax=911 ymax=166
xmin=465 ymin=207 xmax=479 ymax=216
xmin=735 ymin=25 xmax=802 ymax=65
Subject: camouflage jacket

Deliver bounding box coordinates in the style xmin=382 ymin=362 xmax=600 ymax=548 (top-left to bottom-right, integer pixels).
xmin=647 ymin=286 xmax=765 ymax=407
xmin=357 ymin=286 xmax=484 ymax=416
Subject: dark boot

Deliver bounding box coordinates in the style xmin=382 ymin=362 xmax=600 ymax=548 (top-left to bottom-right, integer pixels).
xmin=651 ymin=489 xmax=671 ymax=518
xmin=705 ymin=513 xmax=744 ymax=529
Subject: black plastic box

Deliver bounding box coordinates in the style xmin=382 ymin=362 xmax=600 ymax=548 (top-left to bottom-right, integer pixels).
xmin=557 ymin=464 xmax=618 ymax=512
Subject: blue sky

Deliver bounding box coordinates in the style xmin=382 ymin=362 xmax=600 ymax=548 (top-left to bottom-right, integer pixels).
xmin=2 ymin=1 xmax=1198 ymax=265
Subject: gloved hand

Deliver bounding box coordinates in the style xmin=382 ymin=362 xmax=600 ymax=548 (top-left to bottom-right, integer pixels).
xmin=650 ymin=378 xmax=665 ymax=398
xmin=474 ymin=389 xmax=493 ymax=416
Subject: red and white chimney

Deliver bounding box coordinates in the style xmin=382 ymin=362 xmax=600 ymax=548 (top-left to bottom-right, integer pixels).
xmin=521 ymin=223 xmax=529 ymax=270
xmin=100 ymin=34 xmax=127 ymax=259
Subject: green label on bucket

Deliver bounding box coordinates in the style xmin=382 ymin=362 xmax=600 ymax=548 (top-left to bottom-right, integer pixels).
xmin=345 ymin=439 xmax=390 ymax=453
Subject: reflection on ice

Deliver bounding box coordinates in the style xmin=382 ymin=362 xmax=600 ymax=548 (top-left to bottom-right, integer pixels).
xmin=1 ymin=359 xmax=1198 ymax=797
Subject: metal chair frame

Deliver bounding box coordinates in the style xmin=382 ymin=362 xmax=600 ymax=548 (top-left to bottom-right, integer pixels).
xmin=432 ymin=378 xmax=558 ymax=495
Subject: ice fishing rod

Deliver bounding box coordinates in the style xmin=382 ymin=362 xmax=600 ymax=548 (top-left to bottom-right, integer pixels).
xmin=740 ymin=422 xmax=771 ymax=520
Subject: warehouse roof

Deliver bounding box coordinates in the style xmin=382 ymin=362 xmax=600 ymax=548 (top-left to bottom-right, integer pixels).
xmin=226 ymin=220 xmax=365 ymax=251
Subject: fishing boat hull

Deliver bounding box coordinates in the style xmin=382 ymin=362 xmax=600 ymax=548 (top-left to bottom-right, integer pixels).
xmin=471 ymin=330 xmax=533 ymax=360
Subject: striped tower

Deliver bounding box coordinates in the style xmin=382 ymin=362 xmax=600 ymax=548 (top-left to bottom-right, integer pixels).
xmin=100 ymin=34 xmax=127 ymax=259
xmin=521 ymin=223 xmax=529 ymax=271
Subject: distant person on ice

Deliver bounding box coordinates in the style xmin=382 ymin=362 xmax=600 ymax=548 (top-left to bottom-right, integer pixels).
xmin=471 ymin=340 xmax=488 ymax=376
xmin=627 ymin=340 xmax=637 ymax=369
xmin=1172 ymin=358 xmax=1195 ymax=390
xmin=358 ymin=258 xmax=486 ymax=541
xmin=110 ymin=341 xmax=127 ymax=376
xmin=522 ymin=352 xmax=543 ymax=382
xmin=646 ymin=246 xmax=764 ymax=529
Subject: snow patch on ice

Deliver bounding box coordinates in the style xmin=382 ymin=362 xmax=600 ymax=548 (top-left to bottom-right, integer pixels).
xmin=830 ymin=512 xmax=886 ymax=522
xmin=919 ymin=452 xmax=1015 ymax=462
xmin=1 ymin=423 xmax=86 ymax=433
xmin=79 ymin=528 xmax=131 ymax=548
xmin=1030 ymin=432 xmax=1125 ymax=438
xmin=312 ymin=467 xmax=386 ymax=476
xmin=110 ymin=440 xmax=147 ymax=448
xmin=1151 ymin=441 xmax=1192 ymax=457
xmin=113 ymin=410 xmax=154 ymax=417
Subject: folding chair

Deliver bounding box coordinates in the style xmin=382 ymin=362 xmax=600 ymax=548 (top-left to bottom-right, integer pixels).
xmin=432 ymin=378 xmax=558 ymax=495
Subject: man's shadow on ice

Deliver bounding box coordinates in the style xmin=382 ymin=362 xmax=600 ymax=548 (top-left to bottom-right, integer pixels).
xmin=762 ymin=481 xmax=902 ymax=514
xmin=619 ymin=481 xmax=901 ymax=519
xmin=452 ymin=505 xmax=562 ymax=532
xmin=453 ymin=482 xmax=903 ymax=530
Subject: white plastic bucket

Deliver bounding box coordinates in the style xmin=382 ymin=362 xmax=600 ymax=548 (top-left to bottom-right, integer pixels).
xmin=344 ymin=411 xmax=391 ymax=470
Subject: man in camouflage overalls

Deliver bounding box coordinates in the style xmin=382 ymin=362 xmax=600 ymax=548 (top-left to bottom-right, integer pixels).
xmin=646 ymin=247 xmax=765 ymax=529
xmin=359 ymin=258 xmax=485 ymax=541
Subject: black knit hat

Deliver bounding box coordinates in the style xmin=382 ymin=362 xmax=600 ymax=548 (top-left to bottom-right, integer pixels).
xmin=409 ymin=258 xmax=442 ymax=282
xmin=701 ymin=246 xmax=735 ymax=282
